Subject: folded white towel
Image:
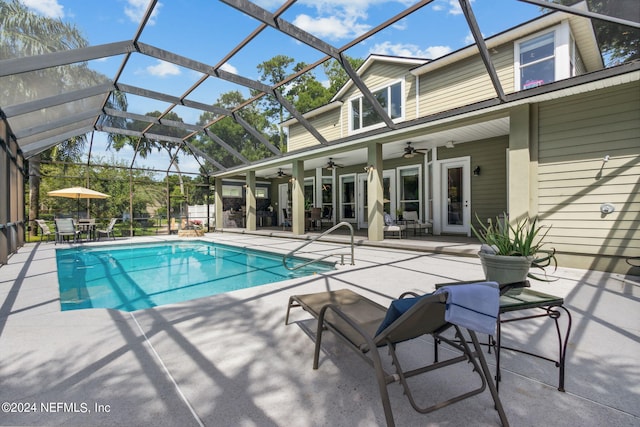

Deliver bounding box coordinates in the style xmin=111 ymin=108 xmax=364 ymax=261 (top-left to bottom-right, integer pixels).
xmin=435 ymin=282 xmax=499 ymax=335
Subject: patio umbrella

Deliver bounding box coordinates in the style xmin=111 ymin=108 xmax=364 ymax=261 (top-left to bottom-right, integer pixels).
xmin=47 ymin=186 xmax=110 ymax=220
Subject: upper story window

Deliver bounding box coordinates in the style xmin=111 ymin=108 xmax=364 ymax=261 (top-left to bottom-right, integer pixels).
xmin=515 ymin=22 xmax=575 ymax=91
xmin=519 ymin=31 xmax=555 ymax=90
xmin=350 ymin=81 xmax=403 ymax=132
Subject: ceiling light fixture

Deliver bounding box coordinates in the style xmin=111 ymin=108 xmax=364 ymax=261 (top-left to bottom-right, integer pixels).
xmin=445 ymin=141 xmax=455 ymax=149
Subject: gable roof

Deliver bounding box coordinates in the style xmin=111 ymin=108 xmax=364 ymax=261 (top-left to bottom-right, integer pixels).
xmin=331 ymin=55 xmax=429 ymax=102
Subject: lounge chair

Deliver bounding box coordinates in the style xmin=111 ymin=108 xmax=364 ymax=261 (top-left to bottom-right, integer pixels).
xmin=54 ymin=218 xmax=80 ymax=244
xmin=97 ymin=218 xmax=118 ymax=240
xmin=34 ymin=219 xmax=54 ymax=242
xmin=285 ymin=283 xmax=508 ymax=427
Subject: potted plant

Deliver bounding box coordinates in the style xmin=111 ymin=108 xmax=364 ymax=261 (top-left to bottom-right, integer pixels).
xmin=472 ymin=213 xmax=557 ymax=285
xmin=396 ymin=208 xmax=403 ymax=220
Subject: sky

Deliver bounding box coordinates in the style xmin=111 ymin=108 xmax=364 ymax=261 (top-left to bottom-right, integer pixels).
xmin=18 ymin=0 xmax=546 ymax=174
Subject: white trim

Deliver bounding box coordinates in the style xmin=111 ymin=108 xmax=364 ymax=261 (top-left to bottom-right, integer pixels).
xmin=439 ymin=156 xmax=471 ymax=236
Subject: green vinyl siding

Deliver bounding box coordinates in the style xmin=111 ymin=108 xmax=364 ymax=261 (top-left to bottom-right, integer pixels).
xmin=438 ymin=136 xmax=509 ymax=230
xmin=287 ymin=108 xmax=341 ymax=151
xmin=537 ymin=81 xmax=640 ymax=263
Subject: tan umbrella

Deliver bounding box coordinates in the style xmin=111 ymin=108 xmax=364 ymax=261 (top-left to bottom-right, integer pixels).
xmin=47 ymin=186 xmax=110 ymax=219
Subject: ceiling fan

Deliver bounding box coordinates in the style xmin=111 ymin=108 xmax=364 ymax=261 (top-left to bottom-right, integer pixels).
xmin=402 ymin=141 xmax=429 ymax=159
xmin=325 ymin=158 xmax=343 ymax=170
xmin=267 ymin=168 xmax=289 ymax=178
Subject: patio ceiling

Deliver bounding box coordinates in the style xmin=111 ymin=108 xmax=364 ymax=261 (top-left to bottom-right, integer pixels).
xmin=1 ymin=0 xmax=637 ymax=178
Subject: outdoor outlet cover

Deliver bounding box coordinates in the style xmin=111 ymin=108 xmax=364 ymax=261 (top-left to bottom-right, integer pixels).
xmin=600 ymin=203 xmax=615 ymax=214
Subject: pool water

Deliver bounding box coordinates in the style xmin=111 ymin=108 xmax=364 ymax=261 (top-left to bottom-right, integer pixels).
xmin=56 ymin=241 xmax=334 ymax=312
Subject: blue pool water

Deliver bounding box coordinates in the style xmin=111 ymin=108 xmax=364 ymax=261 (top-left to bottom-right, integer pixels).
xmin=56 ymin=241 xmax=334 ymax=312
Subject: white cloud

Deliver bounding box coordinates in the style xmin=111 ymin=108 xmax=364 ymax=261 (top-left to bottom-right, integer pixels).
xmin=432 ymin=0 xmax=475 ymax=16
xmin=369 ymin=41 xmax=451 ymax=59
xmin=22 ymin=0 xmax=64 ymax=18
xmin=293 ymin=14 xmax=370 ymax=41
xmin=219 ymin=62 xmax=238 ymax=75
xmin=464 ymin=31 xmax=475 ymax=45
xmin=125 ymin=0 xmax=162 ymax=25
xmin=392 ymin=18 xmax=408 ymax=31
xmin=146 ymin=60 xmax=181 ymax=77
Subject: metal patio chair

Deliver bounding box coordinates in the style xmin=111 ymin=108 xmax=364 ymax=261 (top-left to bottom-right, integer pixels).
xmin=285 ymin=284 xmax=508 ymax=427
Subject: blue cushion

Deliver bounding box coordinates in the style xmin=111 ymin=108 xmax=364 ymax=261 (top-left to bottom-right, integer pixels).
xmin=375 ymin=295 xmax=429 ymax=336
xmin=384 ymin=213 xmax=393 ymax=226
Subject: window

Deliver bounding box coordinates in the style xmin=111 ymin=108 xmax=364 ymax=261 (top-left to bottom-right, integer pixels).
xmin=519 ymin=31 xmax=555 ymax=90
xmin=256 ymin=187 xmax=268 ymax=198
xmin=350 ymin=81 xmax=403 ymax=132
xmin=222 ymin=185 xmax=242 ymax=198
xmin=515 ymin=23 xmax=577 ymax=91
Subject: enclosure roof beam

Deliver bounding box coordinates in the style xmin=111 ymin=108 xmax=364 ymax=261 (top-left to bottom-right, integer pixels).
xmin=15 ymin=108 xmax=102 ymax=139
xmin=0 ymin=41 xmax=133 ymax=77
xmin=2 ymin=83 xmax=114 ymax=118
xmin=103 ymin=108 xmax=250 ymax=164
xmin=22 ymin=126 xmax=95 ymax=158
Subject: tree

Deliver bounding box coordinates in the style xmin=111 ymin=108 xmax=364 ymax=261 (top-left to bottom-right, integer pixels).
xmin=553 ymin=1 xmax=638 ymax=64
xmin=195 ymin=90 xmax=274 ymax=170
xmin=255 ymin=55 xmax=296 ymax=150
xmin=288 ymin=62 xmax=332 ymax=113
xmin=322 ymin=56 xmax=366 ymax=96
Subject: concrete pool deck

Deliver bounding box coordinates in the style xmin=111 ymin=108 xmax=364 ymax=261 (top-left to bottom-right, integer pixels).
xmin=0 ymin=233 xmax=638 ymax=426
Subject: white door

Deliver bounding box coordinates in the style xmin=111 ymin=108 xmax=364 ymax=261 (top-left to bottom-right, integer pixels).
xmin=357 ymin=173 xmax=368 ymax=229
xmin=440 ymin=157 xmax=471 ymax=235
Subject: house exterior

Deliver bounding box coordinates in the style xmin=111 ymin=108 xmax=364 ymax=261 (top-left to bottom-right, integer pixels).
xmin=278 ymin=5 xmax=640 ymax=274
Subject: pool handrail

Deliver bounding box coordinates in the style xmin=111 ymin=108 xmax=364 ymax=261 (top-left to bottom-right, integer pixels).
xmin=283 ymin=222 xmax=355 ymax=271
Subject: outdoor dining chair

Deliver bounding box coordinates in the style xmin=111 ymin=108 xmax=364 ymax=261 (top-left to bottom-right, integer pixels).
xmin=97 ymin=218 xmax=118 ymax=240
xmin=54 ymin=218 xmax=81 ymax=244
xmin=34 ymin=219 xmax=54 ymax=242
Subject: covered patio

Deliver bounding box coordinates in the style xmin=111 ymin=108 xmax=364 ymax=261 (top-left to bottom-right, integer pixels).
xmin=0 ymin=233 xmax=638 ymax=426
xmin=1 ymin=1 xmax=639 ymax=426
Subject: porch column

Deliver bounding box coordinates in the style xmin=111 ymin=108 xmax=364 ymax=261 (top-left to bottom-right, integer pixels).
xmin=291 ymin=160 xmax=305 ymax=235
xmin=214 ymin=177 xmax=223 ymax=231
xmin=367 ymin=143 xmax=384 ymax=241
xmin=245 ymin=171 xmax=256 ymax=231
xmin=508 ymin=104 xmax=532 ymax=222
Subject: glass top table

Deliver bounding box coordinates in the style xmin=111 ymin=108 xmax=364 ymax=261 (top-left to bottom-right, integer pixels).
xmin=436 ymin=280 xmax=572 ymax=392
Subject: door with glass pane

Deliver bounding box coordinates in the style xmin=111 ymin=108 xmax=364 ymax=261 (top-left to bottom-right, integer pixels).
xmin=440 ymin=157 xmax=470 ymax=235
xmin=339 ymin=174 xmax=356 ymax=223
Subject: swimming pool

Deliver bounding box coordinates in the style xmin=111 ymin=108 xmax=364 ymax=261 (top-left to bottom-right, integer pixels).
xmin=56 ymin=240 xmax=334 ymax=312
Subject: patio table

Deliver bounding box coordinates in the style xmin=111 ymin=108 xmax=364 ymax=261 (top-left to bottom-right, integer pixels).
xmin=436 ymin=281 xmax=572 ymax=392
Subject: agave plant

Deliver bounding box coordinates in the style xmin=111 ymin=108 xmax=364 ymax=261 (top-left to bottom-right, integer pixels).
xmin=472 ymin=213 xmax=557 ymax=280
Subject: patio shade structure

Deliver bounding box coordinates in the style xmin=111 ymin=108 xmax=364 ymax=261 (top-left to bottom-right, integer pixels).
xmin=47 ymin=186 xmax=110 ymax=220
